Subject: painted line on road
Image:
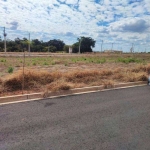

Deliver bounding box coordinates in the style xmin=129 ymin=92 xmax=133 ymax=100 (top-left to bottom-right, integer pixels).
xmin=0 ymin=84 xmax=147 ymax=106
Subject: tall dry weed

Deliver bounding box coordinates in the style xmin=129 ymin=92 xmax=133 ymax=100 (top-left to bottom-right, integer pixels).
xmin=146 ymin=64 xmax=150 ymax=73
xmin=100 ymin=70 xmax=113 ymax=76
xmin=0 ymin=78 xmax=2 ymax=84
xmin=103 ymin=80 xmax=114 ymax=89
xmin=46 ymin=80 xmax=73 ymax=92
xmin=3 ymin=69 xmax=61 ymax=91
xmin=65 ymin=70 xmax=100 ymax=83
xmin=130 ymin=65 xmax=147 ymax=73
xmin=123 ymin=72 xmax=147 ymax=82
xmin=1 ymin=64 xmax=149 ymax=94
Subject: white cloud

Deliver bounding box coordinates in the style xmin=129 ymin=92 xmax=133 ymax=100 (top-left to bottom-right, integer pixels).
xmin=0 ymin=0 xmax=150 ymax=52
xmin=111 ymin=18 xmax=150 ymax=33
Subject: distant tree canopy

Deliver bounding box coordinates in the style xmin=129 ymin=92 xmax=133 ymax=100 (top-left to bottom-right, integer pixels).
xmin=0 ymin=36 xmax=95 ymax=53
xmin=0 ymin=37 xmax=66 ymax=52
xmin=72 ymin=37 xmax=96 ymax=53
xmin=63 ymin=45 xmax=70 ymax=53
xmin=47 ymin=39 xmax=65 ymax=52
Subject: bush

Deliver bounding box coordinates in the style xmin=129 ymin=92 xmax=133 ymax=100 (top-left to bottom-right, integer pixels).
xmin=8 ymin=67 xmax=14 ymax=73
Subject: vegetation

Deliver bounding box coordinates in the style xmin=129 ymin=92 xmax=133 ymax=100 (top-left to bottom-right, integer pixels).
xmin=72 ymin=37 xmax=96 ymax=53
xmin=0 ymin=36 xmax=96 ymax=53
xmin=117 ymin=57 xmax=141 ymax=64
xmin=0 ymin=64 xmax=149 ymax=95
xmin=7 ymin=67 xmax=14 ymax=73
xmin=0 ymin=53 xmax=150 ymax=96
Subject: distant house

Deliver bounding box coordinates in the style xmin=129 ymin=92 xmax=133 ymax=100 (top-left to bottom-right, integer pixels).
xmin=104 ymin=50 xmax=122 ymax=54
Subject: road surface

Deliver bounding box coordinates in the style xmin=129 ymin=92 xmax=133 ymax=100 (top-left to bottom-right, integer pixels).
xmin=0 ymin=85 xmax=150 ymax=150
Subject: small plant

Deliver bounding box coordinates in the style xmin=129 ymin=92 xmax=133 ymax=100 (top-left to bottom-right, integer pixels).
xmin=43 ymin=62 xmax=48 ymax=65
xmin=32 ymin=62 xmax=36 ymax=66
xmin=96 ymin=60 xmax=101 ymax=64
xmin=1 ymin=59 xmax=6 ymax=62
xmin=8 ymin=67 xmax=14 ymax=73
xmin=64 ymin=63 xmax=68 ymax=66
xmin=51 ymin=61 xmax=55 ymax=65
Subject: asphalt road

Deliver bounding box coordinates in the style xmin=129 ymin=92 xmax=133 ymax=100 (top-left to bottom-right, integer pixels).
xmin=0 ymin=85 xmax=150 ymax=150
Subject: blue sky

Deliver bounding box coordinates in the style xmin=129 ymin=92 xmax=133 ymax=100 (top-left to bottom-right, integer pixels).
xmin=0 ymin=0 xmax=150 ymax=52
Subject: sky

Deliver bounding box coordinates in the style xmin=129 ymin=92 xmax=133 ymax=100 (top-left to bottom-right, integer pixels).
xmin=0 ymin=0 xmax=150 ymax=52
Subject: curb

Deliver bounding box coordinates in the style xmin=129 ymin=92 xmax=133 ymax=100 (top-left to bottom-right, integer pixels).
xmin=0 ymin=93 xmax=42 ymax=104
xmin=0 ymin=81 xmax=147 ymax=104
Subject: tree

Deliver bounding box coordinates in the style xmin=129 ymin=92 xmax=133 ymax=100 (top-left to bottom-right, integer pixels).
xmin=47 ymin=39 xmax=65 ymax=51
xmin=31 ymin=39 xmax=44 ymax=52
xmin=7 ymin=40 xmax=19 ymax=52
xmin=32 ymin=39 xmax=41 ymax=45
xmin=0 ymin=37 xmax=3 ymax=52
xmin=63 ymin=45 xmax=70 ymax=53
xmin=72 ymin=37 xmax=96 ymax=53
xmin=72 ymin=42 xmax=79 ymax=53
xmin=49 ymin=46 xmax=57 ymax=52
xmin=0 ymin=37 xmax=66 ymax=53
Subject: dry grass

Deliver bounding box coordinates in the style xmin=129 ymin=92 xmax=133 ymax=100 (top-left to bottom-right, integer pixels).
xmin=0 ymin=53 xmax=150 ymax=96
xmin=103 ymin=80 xmax=114 ymax=89
xmin=0 ymin=78 xmax=2 ymax=84
xmin=46 ymin=80 xmax=73 ymax=92
xmin=0 ymin=64 xmax=149 ymax=96
xmin=65 ymin=70 xmax=100 ymax=83
xmin=2 ymin=69 xmax=61 ymax=92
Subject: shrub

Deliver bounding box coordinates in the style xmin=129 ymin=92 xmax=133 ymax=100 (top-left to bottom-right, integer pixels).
xmin=8 ymin=67 xmax=14 ymax=73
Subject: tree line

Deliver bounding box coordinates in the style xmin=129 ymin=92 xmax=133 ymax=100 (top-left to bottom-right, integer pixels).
xmin=0 ymin=36 xmax=96 ymax=53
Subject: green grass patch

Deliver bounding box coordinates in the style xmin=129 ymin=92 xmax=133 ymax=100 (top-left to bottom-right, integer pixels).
xmin=117 ymin=57 xmax=142 ymax=64
xmin=43 ymin=62 xmax=49 ymax=65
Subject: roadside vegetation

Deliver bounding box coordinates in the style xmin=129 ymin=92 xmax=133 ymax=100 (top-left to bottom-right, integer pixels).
xmin=0 ymin=53 xmax=150 ymax=96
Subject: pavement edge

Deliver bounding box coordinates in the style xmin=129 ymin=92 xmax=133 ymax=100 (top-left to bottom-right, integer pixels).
xmin=0 ymin=81 xmax=147 ymax=104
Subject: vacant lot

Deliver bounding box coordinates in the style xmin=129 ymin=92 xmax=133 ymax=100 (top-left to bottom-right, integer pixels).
xmin=0 ymin=52 xmax=150 ymax=96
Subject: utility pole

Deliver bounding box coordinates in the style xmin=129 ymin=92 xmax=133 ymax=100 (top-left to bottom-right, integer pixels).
xmin=48 ymin=46 xmax=50 ymax=53
xmin=101 ymin=40 xmax=103 ymax=52
xmin=79 ymin=37 xmax=82 ymax=54
xmin=3 ymin=27 xmax=7 ymax=53
xmin=111 ymin=43 xmax=113 ymax=52
xmin=28 ymin=33 xmax=30 ymax=56
xmin=131 ymin=43 xmax=134 ymax=53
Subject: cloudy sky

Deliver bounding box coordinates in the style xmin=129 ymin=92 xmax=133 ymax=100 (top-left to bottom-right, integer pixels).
xmin=0 ymin=0 xmax=150 ymax=52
